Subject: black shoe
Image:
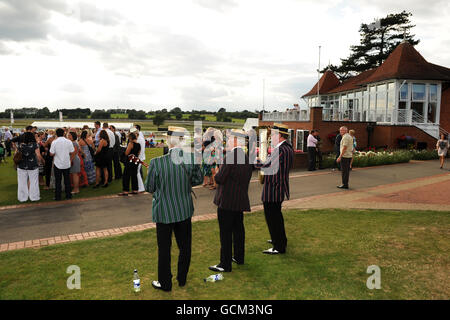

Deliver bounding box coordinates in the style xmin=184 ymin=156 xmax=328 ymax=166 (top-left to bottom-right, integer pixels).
xmin=337 ymin=185 xmax=349 ymax=189
xmin=209 ymin=264 xmax=231 ymax=272
xmin=102 ymin=183 xmax=109 ymax=188
xmin=152 ymin=280 xmax=171 ymax=292
xmin=232 ymin=257 xmax=244 ymax=265
xmin=93 ymin=184 xmax=100 ymax=189
xmin=178 ymin=281 xmax=186 ymax=287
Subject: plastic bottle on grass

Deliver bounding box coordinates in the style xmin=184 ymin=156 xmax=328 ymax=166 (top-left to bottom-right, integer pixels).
xmin=204 ymin=274 xmax=223 ymax=282
xmin=133 ymin=269 xmax=141 ymax=292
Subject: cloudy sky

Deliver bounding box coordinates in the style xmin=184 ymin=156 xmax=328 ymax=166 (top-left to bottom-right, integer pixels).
xmin=0 ymin=0 xmax=449 ymax=112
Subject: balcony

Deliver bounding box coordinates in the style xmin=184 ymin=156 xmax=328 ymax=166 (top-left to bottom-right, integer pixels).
xmin=262 ymin=109 xmax=310 ymax=122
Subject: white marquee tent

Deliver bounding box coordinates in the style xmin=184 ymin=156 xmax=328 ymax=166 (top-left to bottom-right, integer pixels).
xmin=30 ymin=121 xmax=134 ymax=130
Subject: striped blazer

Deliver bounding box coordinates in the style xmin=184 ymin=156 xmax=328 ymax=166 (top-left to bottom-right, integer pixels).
xmin=145 ymin=148 xmax=204 ymax=224
xmin=213 ymin=147 xmax=253 ymax=212
xmin=257 ymin=140 xmax=294 ymax=203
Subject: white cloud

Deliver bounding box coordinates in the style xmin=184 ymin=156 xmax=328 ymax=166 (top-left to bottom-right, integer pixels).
xmin=0 ymin=0 xmax=449 ymax=112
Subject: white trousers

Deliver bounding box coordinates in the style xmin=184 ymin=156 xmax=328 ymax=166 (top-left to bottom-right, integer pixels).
xmin=17 ymin=168 xmax=40 ymax=202
xmin=137 ymin=164 xmax=145 ymax=192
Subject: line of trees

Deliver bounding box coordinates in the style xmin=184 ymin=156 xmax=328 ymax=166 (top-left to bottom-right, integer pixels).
xmin=0 ymin=107 xmax=259 ymax=121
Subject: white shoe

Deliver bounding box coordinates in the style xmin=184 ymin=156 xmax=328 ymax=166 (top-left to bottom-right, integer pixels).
xmin=262 ymin=248 xmax=280 ymax=255
xmin=152 ymin=280 xmax=162 ymax=289
xmin=209 ymin=264 xmax=226 ymax=272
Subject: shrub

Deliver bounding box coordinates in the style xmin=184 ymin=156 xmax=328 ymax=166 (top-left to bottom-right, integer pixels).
xmin=409 ymin=149 xmax=439 ymax=160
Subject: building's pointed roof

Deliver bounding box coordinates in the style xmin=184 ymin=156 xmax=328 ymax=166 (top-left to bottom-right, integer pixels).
xmin=361 ymin=41 xmax=450 ymax=84
xmin=302 ymin=70 xmax=340 ymax=98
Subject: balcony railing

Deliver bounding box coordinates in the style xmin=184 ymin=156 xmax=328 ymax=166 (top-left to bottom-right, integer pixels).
xmin=262 ymin=109 xmax=310 ymax=122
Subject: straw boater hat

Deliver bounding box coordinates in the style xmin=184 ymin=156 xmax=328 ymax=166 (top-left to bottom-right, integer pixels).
xmin=272 ymin=123 xmax=289 ymax=135
xmin=166 ymin=126 xmax=188 ymax=137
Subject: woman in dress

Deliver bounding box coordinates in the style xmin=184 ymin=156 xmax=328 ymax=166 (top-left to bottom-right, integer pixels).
xmin=68 ymin=131 xmax=81 ymax=194
xmin=42 ymin=130 xmax=55 ymax=190
xmin=16 ymin=132 xmax=45 ymax=202
xmin=79 ymin=130 xmax=96 ymax=185
xmin=94 ymin=130 xmax=110 ymax=188
xmin=118 ymin=132 xmax=141 ymax=196
xmin=436 ymin=133 xmax=449 ymax=169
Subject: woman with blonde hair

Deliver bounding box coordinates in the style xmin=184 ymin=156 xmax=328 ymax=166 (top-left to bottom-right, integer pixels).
xmin=436 ymin=133 xmax=449 ymax=169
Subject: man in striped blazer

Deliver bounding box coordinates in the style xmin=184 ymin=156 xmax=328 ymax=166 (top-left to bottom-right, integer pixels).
xmin=209 ymin=129 xmax=253 ymax=273
xmin=145 ymin=126 xmax=203 ymax=291
xmin=256 ymin=123 xmax=294 ymax=255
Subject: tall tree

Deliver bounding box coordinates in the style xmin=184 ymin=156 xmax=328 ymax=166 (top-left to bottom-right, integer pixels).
xmin=324 ymin=11 xmax=419 ymax=80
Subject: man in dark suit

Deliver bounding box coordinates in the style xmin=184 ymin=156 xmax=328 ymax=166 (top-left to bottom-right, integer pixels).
xmin=256 ymin=123 xmax=294 ymax=255
xmin=209 ymin=129 xmax=253 ymax=272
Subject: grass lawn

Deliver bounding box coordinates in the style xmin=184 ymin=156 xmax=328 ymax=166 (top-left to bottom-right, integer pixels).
xmin=0 ymin=209 xmax=448 ymax=299
xmin=0 ymin=148 xmax=163 ymax=207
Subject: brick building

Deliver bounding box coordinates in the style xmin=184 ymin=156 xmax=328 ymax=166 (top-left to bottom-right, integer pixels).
xmin=260 ymin=41 xmax=450 ymax=153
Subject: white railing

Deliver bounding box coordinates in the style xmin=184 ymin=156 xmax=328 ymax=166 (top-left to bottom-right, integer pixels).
xmin=262 ymin=109 xmax=310 ymax=122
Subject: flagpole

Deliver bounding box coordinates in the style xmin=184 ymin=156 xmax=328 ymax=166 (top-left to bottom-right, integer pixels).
xmin=317 ymin=45 xmax=321 ymax=107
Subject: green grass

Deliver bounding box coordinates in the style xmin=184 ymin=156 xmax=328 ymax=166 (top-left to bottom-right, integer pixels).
xmin=0 ymin=148 xmax=163 ymax=207
xmin=0 ymin=209 xmax=448 ymax=299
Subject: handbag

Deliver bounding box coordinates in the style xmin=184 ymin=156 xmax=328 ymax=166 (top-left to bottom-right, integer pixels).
xmin=13 ymin=148 xmax=23 ymax=165
xmin=119 ymin=146 xmax=128 ymax=164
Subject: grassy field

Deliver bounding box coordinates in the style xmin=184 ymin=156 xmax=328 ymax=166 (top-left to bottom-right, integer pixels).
xmin=0 ymin=148 xmax=163 ymax=207
xmin=0 ymin=118 xmax=243 ymax=132
xmin=0 ymin=208 xmax=448 ymax=299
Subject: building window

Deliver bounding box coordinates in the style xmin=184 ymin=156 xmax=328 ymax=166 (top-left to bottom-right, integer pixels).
xmin=411 ymin=83 xmax=425 ymax=119
xmin=412 ymin=83 xmax=426 ymax=101
xmin=386 ymin=82 xmax=395 ymax=123
xmin=428 ymin=84 xmax=438 ymax=123
xmin=429 ymin=84 xmax=437 ymax=102
xmin=399 ymin=82 xmax=408 ymax=100
xmin=376 ymin=84 xmax=386 ymax=122
xmin=369 ymin=86 xmax=376 ymax=121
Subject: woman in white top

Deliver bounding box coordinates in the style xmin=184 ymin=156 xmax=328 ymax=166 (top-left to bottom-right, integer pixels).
xmin=436 ymin=133 xmax=449 ymax=169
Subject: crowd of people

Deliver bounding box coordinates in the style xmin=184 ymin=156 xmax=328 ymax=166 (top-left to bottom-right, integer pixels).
xmin=0 ymin=123 xmax=168 ymax=202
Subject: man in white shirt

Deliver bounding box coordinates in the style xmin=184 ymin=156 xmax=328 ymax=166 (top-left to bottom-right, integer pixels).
xmin=134 ymin=124 xmax=146 ymax=193
xmin=50 ymin=128 xmax=76 ymax=200
xmin=103 ymin=123 xmax=115 ymax=183
xmin=307 ymin=130 xmax=318 ymax=171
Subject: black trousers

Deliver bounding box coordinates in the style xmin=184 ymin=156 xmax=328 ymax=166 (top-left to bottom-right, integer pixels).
xmin=106 ymin=148 xmax=113 ymax=182
xmin=5 ymin=140 xmax=11 ymax=156
xmin=341 ymin=157 xmax=352 ymax=187
xmin=156 ymin=218 xmax=192 ymax=291
xmin=122 ymin=163 xmax=138 ymax=192
xmin=54 ymin=166 xmax=71 ymax=200
xmin=113 ymin=150 xmax=122 ymax=179
xmin=217 ymin=208 xmax=245 ymax=270
xmin=307 ymin=147 xmax=316 ymax=170
xmin=263 ymin=202 xmax=287 ymax=253
xmin=44 ymin=157 xmax=53 ymax=187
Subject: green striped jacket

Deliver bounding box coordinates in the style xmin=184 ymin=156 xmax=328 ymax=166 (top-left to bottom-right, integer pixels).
xmin=144 ymin=148 xmax=204 ymax=224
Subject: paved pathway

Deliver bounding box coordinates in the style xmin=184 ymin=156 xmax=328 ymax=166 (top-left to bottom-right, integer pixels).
xmin=1 ymin=160 xmax=449 ymax=251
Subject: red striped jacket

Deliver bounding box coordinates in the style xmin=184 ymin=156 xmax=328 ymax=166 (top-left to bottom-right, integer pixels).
xmin=257 ymin=141 xmax=294 ymax=203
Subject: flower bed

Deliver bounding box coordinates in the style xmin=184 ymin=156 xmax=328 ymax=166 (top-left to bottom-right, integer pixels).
xmin=321 ymin=150 xmax=412 ymax=168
